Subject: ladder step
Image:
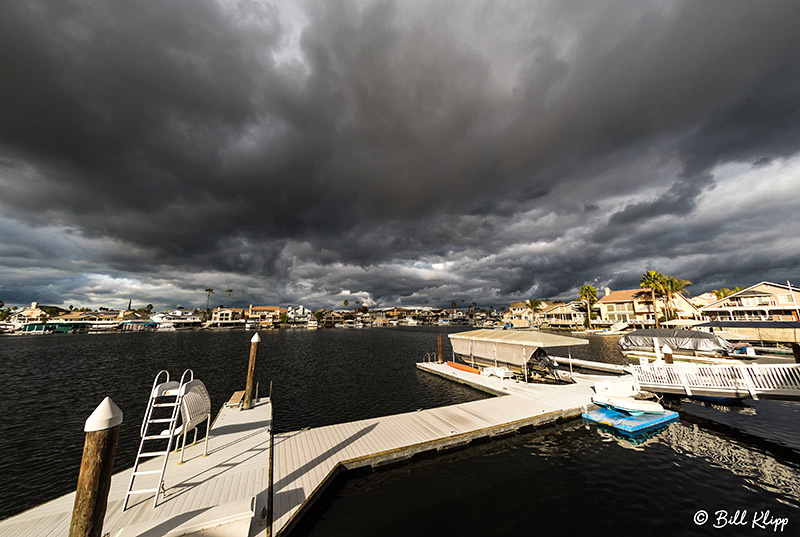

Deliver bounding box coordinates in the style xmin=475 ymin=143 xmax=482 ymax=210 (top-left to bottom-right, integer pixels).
xmin=144 ymin=435 xmax=172 ymax=440
xmin=132 ymin=470 xmax=162 ymax=475
xmin=152 ymin=403 xmax=178 ymax=407
xmin=128 ymin=488 xmax=159 ymax=494
xmin=148 ymin=418 xmax=174 ymax=423
xmin=139 ymin=451 xmax=169 ymax=457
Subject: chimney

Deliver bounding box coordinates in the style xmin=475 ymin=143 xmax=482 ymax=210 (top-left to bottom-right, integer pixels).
xmin=604 ymin=287 xmax=611 ymax=297
xmin=31 ymin=301 xmax=38 ymax=308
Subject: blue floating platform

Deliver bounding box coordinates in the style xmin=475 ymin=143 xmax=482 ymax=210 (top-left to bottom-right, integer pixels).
xmin=582 ymin=407 xmax=679 ymax=435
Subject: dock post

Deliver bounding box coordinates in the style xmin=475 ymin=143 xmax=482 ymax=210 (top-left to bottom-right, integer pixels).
xmin=662 ymin=344 xmax=674 ymax=364
xmin=243 ymin=332 xmax=260 ymax=410
xmin=69 ymin=397 xmax=122 ymax=537
xmin=438 ymin=334 xmax=443 ymax=364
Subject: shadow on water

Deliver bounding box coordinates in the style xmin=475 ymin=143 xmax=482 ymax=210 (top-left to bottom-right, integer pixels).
xmin=290 ymin=417 xmax=800 ymax=537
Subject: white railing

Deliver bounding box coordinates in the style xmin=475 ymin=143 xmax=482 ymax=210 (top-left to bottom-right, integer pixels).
xmin=631 ymin=363 xmax=800 ymax=400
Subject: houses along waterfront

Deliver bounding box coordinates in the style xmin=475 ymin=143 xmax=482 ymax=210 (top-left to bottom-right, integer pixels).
xmin=2 ymin=280 xmax=799 ymax=335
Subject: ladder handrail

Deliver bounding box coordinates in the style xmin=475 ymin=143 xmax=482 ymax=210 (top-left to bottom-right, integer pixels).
xmin=123 ymin=368 xmax=197 ymax=511
xmin=140 ymin=370 xmax=170 ymax=437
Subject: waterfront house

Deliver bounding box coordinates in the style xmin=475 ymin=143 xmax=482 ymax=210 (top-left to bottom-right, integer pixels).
xmin=209 ymin=307 xmax=246 ymax=328
xmin=508 ymin=301 xmax=533 ymax=327
xmin=150 ymin=308 xmax=204 ymax=329
xmin=596 ymin=288 xmax=699 ymax=326
xmin=9 ymin=302 xmax=66 ymax=329
xmin=286 ymin=305 xmax=312 ymax=326
xmin=246 ymin=305 xmax=281 ymax=329
xmin=700 ymin=282 xmax=800 ymax=322
xmin=540 ymin=302 xmax=585 ymax=329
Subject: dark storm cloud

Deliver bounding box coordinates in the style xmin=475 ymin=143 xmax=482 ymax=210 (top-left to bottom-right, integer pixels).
xmin=1 ymin=0 xmax=800 ymax=308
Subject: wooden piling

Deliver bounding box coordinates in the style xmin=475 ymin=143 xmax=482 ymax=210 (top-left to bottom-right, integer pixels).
xmin=437 ymin=334 xmax=443 ymax=364
xmin=69 ymin=397 xmax=122 ymax=537
xmin=243 ymin=332 xmax=260 ymax=410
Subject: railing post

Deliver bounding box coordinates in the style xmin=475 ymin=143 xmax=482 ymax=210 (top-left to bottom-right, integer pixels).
xmin=675 ymin=364 xmax=693 ymax=396
xmin=69 ymin=398 xmax=122 ymax=537
xmin=437 ymin=334 xmax=443 ymax=364
xmin=243 ymin=333 xmax=260 ymax=410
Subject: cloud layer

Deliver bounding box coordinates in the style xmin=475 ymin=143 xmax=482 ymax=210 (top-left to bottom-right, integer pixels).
xmin=2 ymin=0 xmax=799 ymax=309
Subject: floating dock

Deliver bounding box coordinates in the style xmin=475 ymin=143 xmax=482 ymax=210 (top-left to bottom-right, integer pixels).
xmin=1 ymin=363 xmax=605 ymax=537
xmin=271 ymin=362 xmax=599 ymax=536
xmin=0 ymin=398 xmax=273 ymax=537
xmin=582 ymin=407 xmax=679 ymax=435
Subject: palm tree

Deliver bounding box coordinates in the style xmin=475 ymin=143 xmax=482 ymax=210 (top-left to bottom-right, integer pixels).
xmin=226 ymin=288 xmax=233 ymax=307
xmin=578 ymin=285 xmax=598 ymax=328
xmin=526 ymin=299 xmax=543 ymax=325
xmin=713 ymin=287 xmax=742 ymax=299
xmin=640 ymin=271 xmax=666 ymax=328
xmin=205 ymin=288 xmax=214 ymax=312
xmin=343 ymin=299 xmax=349 ymax=308
xmin=663 ymin=277 xmax=692 ymax=321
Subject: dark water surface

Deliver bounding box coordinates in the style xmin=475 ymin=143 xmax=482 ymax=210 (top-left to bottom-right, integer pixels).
xmin=2 ymin=328 xmax=798 ymax=535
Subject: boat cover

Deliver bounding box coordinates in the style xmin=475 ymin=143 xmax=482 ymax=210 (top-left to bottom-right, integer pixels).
xmin=618 ymin=329 xmax=734 ymax=354
xmin=449 ymin=329 xmax=588 ymax=368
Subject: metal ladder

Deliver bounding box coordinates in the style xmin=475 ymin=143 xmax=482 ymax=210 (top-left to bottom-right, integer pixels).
xmin=122 ymin=369 xmax=194 ymax=511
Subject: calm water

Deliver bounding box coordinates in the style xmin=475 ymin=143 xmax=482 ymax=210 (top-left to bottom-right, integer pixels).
xmin=1 ymin=328 xmax=798 ymax=535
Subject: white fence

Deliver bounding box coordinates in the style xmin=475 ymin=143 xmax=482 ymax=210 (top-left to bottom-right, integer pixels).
xmin=631 ymin=363 xmax=800 ymax=400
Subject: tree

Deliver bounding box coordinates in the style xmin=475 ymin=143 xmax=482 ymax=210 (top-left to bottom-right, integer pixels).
xmin=578 ymin=285 xmax=598 ymax=328
xmin=713 ymin=287 xmax=742 ymax=299
xmin=205 ymin=288 xmax=214 ymax=312
xmin=226 ymin=289 xmax=233 ymax=307
xmin=663 ymin=276 xmax=692 ymax=321
xmin=640 ymin=271 xmax=666 ymax=328
xmin=343 ymin=299 xmax=349 ymax=308
xmin=451 ymin=301 xmax=457 ymax=309
xmin=526 ymin=299 xmax=543 ymax=326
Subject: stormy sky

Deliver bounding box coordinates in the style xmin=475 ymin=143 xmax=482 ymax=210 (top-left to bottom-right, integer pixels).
xmin=1 ymin=0 xmax=799 ymax=310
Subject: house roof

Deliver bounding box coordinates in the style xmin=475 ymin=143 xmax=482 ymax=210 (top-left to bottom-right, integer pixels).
xmin=597 ymin=289 xmax=642 ymax=303
xmin=250 ymin=306 xmax=280 ymax=311
xmin=701 ymin=281 xmax=796 ymax=310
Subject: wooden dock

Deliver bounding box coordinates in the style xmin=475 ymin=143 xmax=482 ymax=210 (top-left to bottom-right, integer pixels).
xmin=270 ymin=362 xmax=599 ymax=536
xmin=1 ymin=363 xmax=603 ymax=537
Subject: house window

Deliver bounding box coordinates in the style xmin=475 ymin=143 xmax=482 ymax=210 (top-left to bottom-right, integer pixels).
xmin=779 ymin=294 xmax=794 ymax=304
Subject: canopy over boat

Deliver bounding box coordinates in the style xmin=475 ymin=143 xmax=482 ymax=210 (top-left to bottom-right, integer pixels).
xmin=449 ymin=329 xmax=588 ymax=371
xmin=618 ymin=329 xmax=734 ymax=354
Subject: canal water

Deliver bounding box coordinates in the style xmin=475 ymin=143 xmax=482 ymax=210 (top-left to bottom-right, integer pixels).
xmin=1 ymin=327 xmax=798 ymax=535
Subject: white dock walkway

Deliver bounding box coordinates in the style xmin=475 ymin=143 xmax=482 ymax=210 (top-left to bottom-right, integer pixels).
xmin=0 ymin=398 xmax=272 ymax=537
xmin=2 ymin=364 xmax=602 ymax=537
xmin=270 ymin=362 xmax=598 ymax=536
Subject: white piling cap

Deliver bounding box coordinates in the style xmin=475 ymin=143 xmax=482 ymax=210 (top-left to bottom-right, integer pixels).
xmin=84 ymin=397 xmax=123 ymax=432
xmin=662 ymin=344 xmax=673 ymax=354
xmin=251 ymin=332 xmax=261 ymax=343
